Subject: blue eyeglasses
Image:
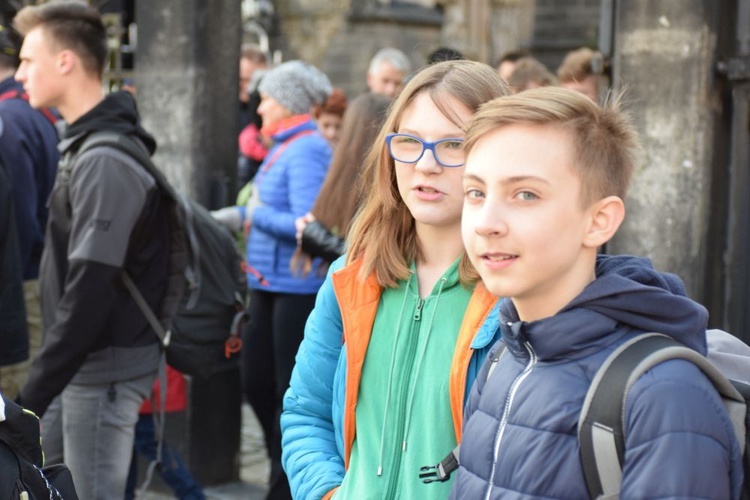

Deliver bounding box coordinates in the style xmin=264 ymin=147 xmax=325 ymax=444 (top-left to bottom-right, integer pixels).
xmin=385 ymin=133 xmax=465 ymax=168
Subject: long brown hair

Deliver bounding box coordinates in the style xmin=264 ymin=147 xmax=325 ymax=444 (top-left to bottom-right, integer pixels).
xmin=346 ymin=60 xmax=510 ymax=287
xmin=314 ymin=92 xmax=391 ymax=235
xmin=292 ymin=92 xmax=391 ymax=275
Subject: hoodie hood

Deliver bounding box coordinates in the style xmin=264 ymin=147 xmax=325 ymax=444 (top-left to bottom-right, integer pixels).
xmin=500 ymin=254 xmax=708 ymax=361
xmin=60 ymin=91 xmax=156 ymax=154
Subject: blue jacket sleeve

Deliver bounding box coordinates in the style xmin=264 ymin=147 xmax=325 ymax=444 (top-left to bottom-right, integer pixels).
xmin=281 ymin=260 xmax=346 ymax=499
xmin=463 ymin=340 xmax=504 ymax=431
xmin=253 ymin=138 xmax=330 ymax=242
xmin=620 ymin=359 xmax=744 ymax=499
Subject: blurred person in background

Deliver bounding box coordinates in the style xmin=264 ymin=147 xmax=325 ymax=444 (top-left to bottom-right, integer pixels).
xmin=366 ymin=47 xmax=411 ymax=98
xmin=212 ymin=60 xmax=333 ymax=500
xmin=0 ymin=23 xmax=58 ymax=400
xmin=495 ymin=48 xmax=530 ymax=82
xmin=237 ymin=44 xmax=269 ymax=192
xmin=506 ymin=56 xmax=558 ymax=93
xmin=239 ymin=43 xmax=268 ymax=129
xmin=0 ymin=158 xmax=28 ymax=385
xmin=427 ymin=46 xmax=464 ymax=64
xmin=293 ymin=92 xmax=391 ymax=271
xmin=313 ymin=87 xmax=347 ymax=148
xmin=557 ymin=47 xmax=604 ymax=102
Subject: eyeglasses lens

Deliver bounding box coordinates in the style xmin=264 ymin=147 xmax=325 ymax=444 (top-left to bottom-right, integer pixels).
xmin=388 ymin=134 xmax=464 ymax=167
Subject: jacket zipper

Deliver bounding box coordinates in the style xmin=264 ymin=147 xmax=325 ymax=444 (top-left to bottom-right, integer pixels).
xmin=483 ymin=341 xmax=537 ymax=500
xmin=384 ymin=297 xmax=424 ymax=498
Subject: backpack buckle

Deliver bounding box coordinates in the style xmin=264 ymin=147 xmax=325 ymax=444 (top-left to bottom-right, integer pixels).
xmin=420 ymin=447 xmax=459 ymax=484
xmin=419 ymin=463 xmax=449 ymax=483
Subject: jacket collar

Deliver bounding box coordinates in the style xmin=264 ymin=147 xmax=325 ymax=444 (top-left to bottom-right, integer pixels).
xmin=263 ymin=114 xmax=316 ymax=142
xmin=0 ymin=76 xmax=21 ymax=96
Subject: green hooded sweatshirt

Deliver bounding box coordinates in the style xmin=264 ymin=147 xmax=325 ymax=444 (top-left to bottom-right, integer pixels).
xmin=334 ymin=258 xmax=472 ymax=499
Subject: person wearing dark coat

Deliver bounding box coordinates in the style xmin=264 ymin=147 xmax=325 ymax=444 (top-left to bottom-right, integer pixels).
xmin=0 ymin=23 xmax=58 ymax=400
xmin=0 ymin=159 xmax=28 ymax=370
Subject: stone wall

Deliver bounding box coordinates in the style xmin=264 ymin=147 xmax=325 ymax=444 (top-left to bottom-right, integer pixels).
xmin=531 ymin=0 xmax=601 ymax=70
xmin=271 ymin=1 xmax=443 ymax=97
xmin=321 ymin=20 xmax=442 ymax=97
xmin=607 ymin=0 xmax=719 ymax=300
xmin=265 ymin=0 xmax=600 ymax=92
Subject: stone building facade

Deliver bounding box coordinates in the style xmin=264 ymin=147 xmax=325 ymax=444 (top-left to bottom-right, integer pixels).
xmin=263 ymin=0 xmax=601 ymax=97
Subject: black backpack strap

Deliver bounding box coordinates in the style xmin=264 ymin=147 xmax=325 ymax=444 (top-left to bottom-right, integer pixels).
xmin=578 ymin=333 xmax=746 ymax=499
xmin=74 ymin=131 xmax=187 ymax=343
xmin=420 ymin=343 xmax=510 ymax=485
xmin=76 ymin=132 xmax=173 ymax=346
xmin=485 ymin=343 xmax=506 ymax=383
xmin=420 ymin=445 xmax=460 ymax=483
xmin=75 ymin=132 xmax=174 ymax=197
xmin=121 ymin=273 xmax=170 ymax=348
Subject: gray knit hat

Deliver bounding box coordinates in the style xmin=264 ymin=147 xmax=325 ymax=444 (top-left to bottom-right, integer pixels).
xmin=259 ymin=60 xmax=333 ymax=115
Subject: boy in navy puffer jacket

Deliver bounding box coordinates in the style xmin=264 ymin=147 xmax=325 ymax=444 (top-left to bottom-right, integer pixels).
xmin=450 ymin=87 xmax=743 ymax=499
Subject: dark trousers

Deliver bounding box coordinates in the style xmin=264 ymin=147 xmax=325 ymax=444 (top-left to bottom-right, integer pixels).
xmin=242 ymin=289 xmax=316 ymax=500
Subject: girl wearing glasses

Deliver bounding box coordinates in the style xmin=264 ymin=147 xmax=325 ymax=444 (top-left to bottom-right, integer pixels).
xmin=282 ymin=60 xmax=510 ymax=500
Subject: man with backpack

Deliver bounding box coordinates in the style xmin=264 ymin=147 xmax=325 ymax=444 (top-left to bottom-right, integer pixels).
xmin=13 ymin=2 xmax=171 ymax=497
xmin=0 ymin=24 xmax=59 ymax=400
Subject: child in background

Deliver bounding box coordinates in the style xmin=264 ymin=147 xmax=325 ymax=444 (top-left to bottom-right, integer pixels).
xmin=314 ymin=88 xmax=348 ymax=148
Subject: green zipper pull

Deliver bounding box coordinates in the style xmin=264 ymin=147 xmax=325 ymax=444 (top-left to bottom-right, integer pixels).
xmin=414 ymin=298 xmax=424 ymax=321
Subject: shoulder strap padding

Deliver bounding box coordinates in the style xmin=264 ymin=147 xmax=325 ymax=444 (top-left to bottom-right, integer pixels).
xmin=578 ymin=333 xmax=746 ymax=499
xmin=76 ymin=132 xmax=178 ymax=201
xmin=76 ymin=131 xmax=188 ymax=343
xmin=486 ymin=343 xmax=507 ymax=383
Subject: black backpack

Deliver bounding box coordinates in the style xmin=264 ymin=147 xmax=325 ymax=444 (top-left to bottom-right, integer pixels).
xmin=577 ymin=331 xmax=749 ymax=499
xmin=0 ymin=393 xmax=78 ymax=499
xmin=70 ymin=132 xmax=248 ymax=378
xmin=421 ymin=330 xmax=750 ymax=499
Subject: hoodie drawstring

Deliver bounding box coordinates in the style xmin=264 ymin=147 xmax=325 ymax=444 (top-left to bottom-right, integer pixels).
xmin=377 ymin=272 xmax=413 ymax=476
xmin=401 ymin=277 xmax=447 ymax=452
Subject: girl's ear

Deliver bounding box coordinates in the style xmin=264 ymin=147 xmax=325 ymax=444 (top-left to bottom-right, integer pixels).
xmin=583 ymin=195 xmax=625 ymax=248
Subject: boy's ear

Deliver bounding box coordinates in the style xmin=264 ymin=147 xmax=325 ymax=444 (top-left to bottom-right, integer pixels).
xmin=583 ymin=195 xmax=625 ymax=248
xmin=57 ymin=49 xmax=76 ymax=75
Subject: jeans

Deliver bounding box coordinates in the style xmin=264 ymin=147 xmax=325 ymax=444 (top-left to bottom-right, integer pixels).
xmin=125 ymin=413 xmax=205 ymax=500
xmin=42 ymin=373 xmax=155 ymax=499
xmin=41 ymin=395 xmax=64 ymax=465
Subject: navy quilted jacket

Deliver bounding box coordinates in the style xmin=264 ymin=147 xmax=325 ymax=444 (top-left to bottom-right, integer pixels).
xmin=450 ymin=255 xmax=743 ymax=499
xmin=0 ymin=77 xmax=59 ymax=280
